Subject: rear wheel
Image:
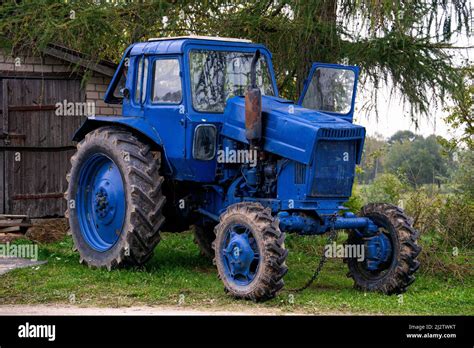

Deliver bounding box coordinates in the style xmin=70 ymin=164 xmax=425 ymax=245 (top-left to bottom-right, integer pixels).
xmin=192 ymin=223 xmax=216 ymax=258
xmin=346 ymin=203 xmax=421 ymax=294
xmin=214 ymin=202 xmax=288 ymax=301
xmin=66 ymin=127 xmax=166 ymax=270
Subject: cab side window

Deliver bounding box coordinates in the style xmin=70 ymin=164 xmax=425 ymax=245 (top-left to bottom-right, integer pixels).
xmin=152 ymin=59 xmax=182 ymax=104
xmin=135 ymin=56 xmax=149 ymax=104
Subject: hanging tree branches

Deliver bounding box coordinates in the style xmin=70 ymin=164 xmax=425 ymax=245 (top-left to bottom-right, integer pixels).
xmin=0 ymin=0 xmax=471 ymax=125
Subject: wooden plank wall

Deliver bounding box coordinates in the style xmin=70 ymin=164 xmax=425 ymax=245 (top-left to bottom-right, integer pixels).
xmin=1 ymin=77 xmax=85 ymax=217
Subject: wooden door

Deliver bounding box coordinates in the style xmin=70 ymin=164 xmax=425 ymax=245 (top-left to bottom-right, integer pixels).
xmin=0 ymin=77 xmax=85 ymax=217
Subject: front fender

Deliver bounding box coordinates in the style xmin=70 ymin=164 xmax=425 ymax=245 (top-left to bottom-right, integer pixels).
xmin=73 ymin=116 xmax=163 ymax=146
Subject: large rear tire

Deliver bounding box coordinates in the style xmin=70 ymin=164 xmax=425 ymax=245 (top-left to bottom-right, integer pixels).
xmin=213 ymin=202 xmax=288 ymax=301
xmin=66 ymin=126 xmax=166 ymax=270
xmin=192 ymin=223 xmax=216 ymax=259
xmin=346 ymin=203 xmax=421 ymax=294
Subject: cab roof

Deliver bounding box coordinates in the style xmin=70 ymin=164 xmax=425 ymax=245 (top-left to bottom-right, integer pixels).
xmin=129 ymin=36 xmax=270 ymax=56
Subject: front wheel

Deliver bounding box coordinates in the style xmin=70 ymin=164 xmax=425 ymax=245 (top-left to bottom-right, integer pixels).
xmin=66 ymin=127 xmax=166 ymax=270
xmin=214 ymin=202 xmax=288 ymax=301
xmin=346 ymin=203 xmax=421 ymax=294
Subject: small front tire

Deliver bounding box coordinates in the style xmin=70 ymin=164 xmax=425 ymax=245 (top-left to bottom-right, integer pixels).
xmin=346 ymin=203 xmax=421 ymax=294
xmin=214 ymin=202 xmax=288 ymax=301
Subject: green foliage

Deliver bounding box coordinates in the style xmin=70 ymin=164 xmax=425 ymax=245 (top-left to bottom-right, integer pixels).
xmin=385 ymin=134 xmax=449 ymax=187
xmin=443 ymin=67 xmax=474 ymax=149
xmin=0 ymin=0 xmax=471 ymax=122
xmin=388 ymin=130 xmax=421 ymax=144
xmin=404 ymin=187 xmax=444 ymax=235
xmin=398 ymin=186 xmax=474 ymax=250
xmin=358 ymin=133 xmax=387 ymax=183
xmin=436 ymin=196 xmax=474 ymax=249
xmin=451 ymin=150 xmax=474 ymax=200
xmin=404 ymin=187 xmax=473 ymax=280
xmin=345 ymin=167 xmax=364 ymax=212
xmin=360 ymin=173 xmax=406 ymax=205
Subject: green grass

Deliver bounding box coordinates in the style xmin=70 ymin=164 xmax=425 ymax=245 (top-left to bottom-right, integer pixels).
xmin=1 ymin=232 xmax=473 ymax=315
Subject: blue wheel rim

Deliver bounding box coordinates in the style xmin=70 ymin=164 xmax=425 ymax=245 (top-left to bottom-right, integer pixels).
xmin=221 ymin=224 xmax=260 ymax=286
xmin=76 ymin=153 xmax=126 ymax=252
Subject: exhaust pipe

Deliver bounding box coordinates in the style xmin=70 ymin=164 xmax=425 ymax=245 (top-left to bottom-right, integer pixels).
xmin=245 ymin=50 xmax=262 ymax=147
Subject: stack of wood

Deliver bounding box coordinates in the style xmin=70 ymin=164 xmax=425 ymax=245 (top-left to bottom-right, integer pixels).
xmin=0 ymin=215 xmax=32 ymax=242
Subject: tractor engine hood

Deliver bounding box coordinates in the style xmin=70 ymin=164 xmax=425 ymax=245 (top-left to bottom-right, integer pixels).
xmin=221 ymin=96 xmax=365 ymax=165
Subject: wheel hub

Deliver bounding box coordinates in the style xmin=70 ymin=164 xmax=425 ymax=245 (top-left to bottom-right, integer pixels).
xmin=93 ymin=180 xmax=117 ymax=224
xmin=94 ymin=188 xmax=108 ymax=216
xmin=77 ymin=154 xmax=126 ymax=252
xmin=365 ymin=231 xmax=392 ymax=271
xmin=224 ymin=231 xmax=255 ymax=280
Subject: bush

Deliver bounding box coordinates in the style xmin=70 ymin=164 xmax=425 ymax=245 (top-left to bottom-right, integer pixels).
xmin=361 ymin=173 xmax=406 ymax=205
xmin=345 ymin=182 xmax=364 ymax=214
xmin=404 ymin=188 xmax=443 ymax=235
xmin=437 ymin=196 xmax=474 ymax=249
xmin=404 ymin=188 xmax=473 ymax=279
xmin=404 ymin=189 xmax=474 ymax=250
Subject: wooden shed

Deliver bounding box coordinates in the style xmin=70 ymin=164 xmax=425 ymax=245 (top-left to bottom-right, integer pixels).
xmin=0 ymin=45 xmax=121 ymax=217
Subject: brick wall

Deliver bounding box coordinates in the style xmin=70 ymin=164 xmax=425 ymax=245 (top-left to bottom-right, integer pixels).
xmin=85 ymin=72 xmax=122 ymax=116
xmin=0 ymin=50 xmax=122 ymax=116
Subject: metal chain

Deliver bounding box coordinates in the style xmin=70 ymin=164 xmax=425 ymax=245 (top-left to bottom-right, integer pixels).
xmin=287 ymin=215 xmax=338 ymax=293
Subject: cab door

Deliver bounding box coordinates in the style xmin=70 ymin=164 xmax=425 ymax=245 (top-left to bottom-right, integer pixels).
xmin=298 ymin=63 xmax=359 ymax=123
xmin=144 ymin=56 xmax=190 ymax=178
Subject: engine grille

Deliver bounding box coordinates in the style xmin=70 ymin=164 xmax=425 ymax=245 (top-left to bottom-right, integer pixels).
xmin=294 ymin=162 xmax=306 ymax=184
xmin=310 ymin=140 xmax=357 ymax=197
xmin=319 ymin=128 xmax=364 ymax=139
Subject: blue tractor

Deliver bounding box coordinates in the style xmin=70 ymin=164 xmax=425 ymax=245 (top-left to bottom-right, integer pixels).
xmin=66 ymin=36 xmax=420 ymax=301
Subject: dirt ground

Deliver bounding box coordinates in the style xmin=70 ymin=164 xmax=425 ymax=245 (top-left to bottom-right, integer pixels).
xmin=0 ymin=304 xmax=323 ymax=316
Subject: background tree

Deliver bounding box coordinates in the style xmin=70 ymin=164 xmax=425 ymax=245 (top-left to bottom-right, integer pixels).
xmin=451 ymin=150 xmax=474 ymax=199
xmin=358 ymin=133 xmax=386 ymax=183
xmin=388 ymin=130 xmax=422 ymax=144
xmin=385 ymin=134 xmax=449 ymax=187
xmin=443 ymin=66 xmax=474 ymax=150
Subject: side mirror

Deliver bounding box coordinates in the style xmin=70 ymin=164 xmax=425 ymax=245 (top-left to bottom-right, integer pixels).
xmin=121 ymin=87 xmax=130 ymax=99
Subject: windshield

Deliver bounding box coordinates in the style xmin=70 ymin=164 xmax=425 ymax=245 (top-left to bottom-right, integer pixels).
xmin=302 ymin=67 xmax=355 ymax=114
xmin=189 ymin=49 xmax=275 ymax=112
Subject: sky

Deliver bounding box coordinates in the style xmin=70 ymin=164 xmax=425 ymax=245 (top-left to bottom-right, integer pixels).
xmin=355 ymin=36 xmax=472 ymax=141
xmin=355 ymin=41 xmax=474 ymax=139
xmin=355 ymin=85 xmax=455 ymax=140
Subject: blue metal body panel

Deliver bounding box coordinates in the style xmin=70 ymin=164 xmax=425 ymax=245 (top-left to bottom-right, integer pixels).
xmin=73 ymin=116 xmax=163 ymax=145
xmin=221 ymin=96 xmax=365 ymax=165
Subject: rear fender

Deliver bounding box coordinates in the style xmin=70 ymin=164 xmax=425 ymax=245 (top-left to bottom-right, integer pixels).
xmin=72 ymin=116 xmax=171 ymax=173
xmin=73 ymin=116 xmax=163 ymax=145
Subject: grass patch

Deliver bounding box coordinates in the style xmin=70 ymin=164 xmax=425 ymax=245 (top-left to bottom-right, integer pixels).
xmin=1 ymin=232 xmax=473 ymax=315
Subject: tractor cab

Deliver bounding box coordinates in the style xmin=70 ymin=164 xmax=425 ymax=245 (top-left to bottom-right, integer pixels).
xmin=99 ymin=37 xmax=361 ymax=186
xmin=100 ymin=37 xmax=279 ymax=182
